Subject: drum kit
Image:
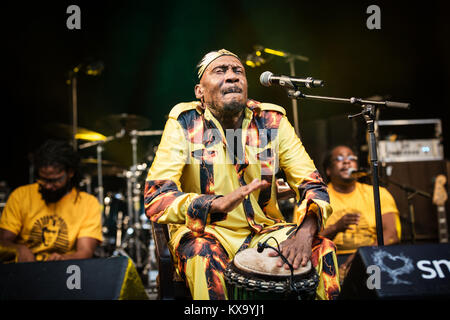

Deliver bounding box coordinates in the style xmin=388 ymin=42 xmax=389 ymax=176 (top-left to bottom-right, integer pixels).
xmin=51 ymin=113 xmax=163 ymax=290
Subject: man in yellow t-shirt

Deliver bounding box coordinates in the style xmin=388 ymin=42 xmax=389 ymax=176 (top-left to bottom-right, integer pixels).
xmin=0 ymin=140 xmax=103 ymax=262
xmin=320 ymin=145 xmax=401 ymax=278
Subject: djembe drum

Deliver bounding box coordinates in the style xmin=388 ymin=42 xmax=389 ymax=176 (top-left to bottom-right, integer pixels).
xmin=224 ymin=247 xmax=319 ymax=300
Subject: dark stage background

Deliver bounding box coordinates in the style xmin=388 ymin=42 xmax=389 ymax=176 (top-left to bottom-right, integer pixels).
xmin=1 ymin=0 xmax=449 ymax=193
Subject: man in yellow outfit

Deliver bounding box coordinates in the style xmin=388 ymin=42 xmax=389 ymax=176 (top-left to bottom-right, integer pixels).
xmin=0 ymin=140 xmax=103 ymax=263
xmin=319 ymin=145 xmax=401 ymax=279
xmin=144 ymin=49 xmax=340 ymax=300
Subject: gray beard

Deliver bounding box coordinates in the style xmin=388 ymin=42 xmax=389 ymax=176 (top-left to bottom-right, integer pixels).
xmin=221 ymin=101 xmax=245 ymax=116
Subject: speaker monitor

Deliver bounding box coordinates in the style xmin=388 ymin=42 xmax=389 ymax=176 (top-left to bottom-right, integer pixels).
xmin=0 ymin=256 xmax=149 ymax=300
xmin=339 ymin=243 xmax=450 ymax=299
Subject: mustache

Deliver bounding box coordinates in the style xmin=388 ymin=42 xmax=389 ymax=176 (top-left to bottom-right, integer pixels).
xmin=221 ymin=86 xmax=242 ymax=95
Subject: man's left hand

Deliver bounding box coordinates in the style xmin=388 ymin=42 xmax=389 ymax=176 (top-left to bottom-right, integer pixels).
xmin=268 ymin=212 xmax=317 ymax=269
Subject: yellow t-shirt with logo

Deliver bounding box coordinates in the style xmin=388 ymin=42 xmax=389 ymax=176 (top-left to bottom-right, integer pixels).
xmin=325 ymin=182 xmax=401 ymax=255
xmin=0 ymin=183 xmax=103 ymax=261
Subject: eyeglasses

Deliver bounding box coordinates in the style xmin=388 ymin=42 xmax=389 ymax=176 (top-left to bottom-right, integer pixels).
xmin=332 ymin=155 xmax=358 ymax=162
xmin=36 ymin=172 xmax=67 ymax=186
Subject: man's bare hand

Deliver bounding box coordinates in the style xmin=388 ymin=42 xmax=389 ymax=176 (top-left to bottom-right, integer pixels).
xmin=268 ymin=212 xmax=318 ymax=270
xmin=47 ymin=252 xmax=65 ymax=261
xmin=335 ymin=213 xmax=360 ymax=232
xmin=16 ymin=244 xmax=36 ymax=262
xmin=210 ymin=179 xmax=270 ymax=213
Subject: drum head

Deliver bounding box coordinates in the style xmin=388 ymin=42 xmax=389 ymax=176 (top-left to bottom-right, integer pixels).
xmin=233 ymin=247 xmax=311 ymax=278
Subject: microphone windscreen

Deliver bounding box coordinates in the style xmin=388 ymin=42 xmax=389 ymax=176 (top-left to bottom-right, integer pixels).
xmin=257 ymin=242 xmax=264 ymax=253
xmin=260 ymin=71 xmax=272 ymax=87
xmin=313 ymin=79 xmax=324 ymax=87
xmin=385 ymin=101 xmax=410 ymax=109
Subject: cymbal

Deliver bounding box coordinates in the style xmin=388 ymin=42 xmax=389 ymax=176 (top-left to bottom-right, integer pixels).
xmin=47 ymin=123 xmax=107 ymax=141
xmin=75 ymin=129 xmax=107 ymax=142
xmin=80 ymin=158 xmax=126 ymax=176
xmin=97 ymin=113 xmax=151 ymax=132
xmin=81 ymin=158 xmax=119 ymax=166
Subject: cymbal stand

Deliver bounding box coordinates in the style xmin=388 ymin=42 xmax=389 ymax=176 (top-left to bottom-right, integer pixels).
xmin=97 ymin=143 xmax=104 ymax=206
xmin=78 ymin=130 xmax=125 ymax=228
xmin=127 ymin=130 xmax=164 ymax=282
xmin=129 ymin=131 xmax=144 ymax=268
xmin=80 ymin=174 xmax=92 ymax=194
xmin=117 ymin=131 xmax=150 ymax=269
xmin=79 ymin=130 xmax=125 ymax=205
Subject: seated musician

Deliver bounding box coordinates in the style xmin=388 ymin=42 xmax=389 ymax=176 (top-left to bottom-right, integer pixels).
xmin=0 ymin=140 xmax=103 ymax=262
xmin=144 ymin=49 xmax=340 ymax=300
xmin=319 ymin=145 xmax=401 ymax=279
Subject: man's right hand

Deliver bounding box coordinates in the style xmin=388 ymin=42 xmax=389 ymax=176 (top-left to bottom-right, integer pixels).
xmin=1 ymin=228 xmax=35 ymax=262
xmin=16 ymin=244 xmax=35 ymax=262
xmin=210 ymin=179 xmax=271 ymax=213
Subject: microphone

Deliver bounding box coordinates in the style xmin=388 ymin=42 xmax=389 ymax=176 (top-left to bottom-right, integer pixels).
xmin=348 ymin=168 xmax=371 ymax=178
xmin=260 ymin=71 xmax=324 ymax=89
xmin=257 ymin=241 xmax=267 ymax=253
xmin=257 ymin=236 xmax=274 ymax=253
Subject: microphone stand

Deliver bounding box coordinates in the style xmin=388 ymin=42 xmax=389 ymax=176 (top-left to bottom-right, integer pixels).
xmin=67 ymin=70 xmax=79 ymax=151
xmin=253 ymin=45 xmax=309 ymax=138
xmin=287 ymin=87 xmax=410 ymax=246
xmin=67 ymin=62 xmax=104 ymax=151
xmin=287 ymin=57 xmax=300 ymax=139
xmin=283 ymin=54 xmax=309 ymax=139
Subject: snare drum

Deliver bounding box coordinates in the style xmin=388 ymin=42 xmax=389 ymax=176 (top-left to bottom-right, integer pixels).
xmin=224 ymin=248 xmax=319 ymax=300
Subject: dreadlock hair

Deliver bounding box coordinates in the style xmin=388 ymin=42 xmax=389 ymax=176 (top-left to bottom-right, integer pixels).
xmin=34 ymin=139 xmax=82 ymax=191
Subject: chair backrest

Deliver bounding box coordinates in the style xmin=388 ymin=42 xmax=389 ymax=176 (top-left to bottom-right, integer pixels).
xmin=151 ymin=221 xmax=176 ymax=299
xmin=150 ymin=222 xmax=192 ymax=299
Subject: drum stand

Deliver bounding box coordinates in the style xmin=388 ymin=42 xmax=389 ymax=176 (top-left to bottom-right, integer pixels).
xmin=80 ymin=174 xmax=92 ymax=194
xmin=130 ymin=130 xmax=163 ymax=287
xmin=78 ymin=130 xmax=125 ymax=239
xmin=96 ymin=143 xmax=104 ymax=207
xmin=117 ymin=166 xmax=145 ymax=269
xmin=117 ymin=131 xmax=145 ymax=269
xmin=114 ymin=129 xmax=162 ymax=288
xmin=286 ymin=87 xmax=410 ymax=246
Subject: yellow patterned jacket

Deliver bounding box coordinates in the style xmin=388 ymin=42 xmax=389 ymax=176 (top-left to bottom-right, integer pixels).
xmin=144 ymin=100 xmax=332 ymax=257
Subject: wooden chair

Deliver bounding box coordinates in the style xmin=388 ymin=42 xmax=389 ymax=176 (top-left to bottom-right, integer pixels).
xmin=150 ymin=221 xmax=191 ymax=300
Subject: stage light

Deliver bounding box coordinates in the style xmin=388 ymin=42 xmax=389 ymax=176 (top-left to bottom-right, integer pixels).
xmin=263 ymin=48 xmax=286 ymax=57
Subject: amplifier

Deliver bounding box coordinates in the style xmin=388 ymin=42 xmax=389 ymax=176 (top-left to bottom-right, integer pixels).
xmin=0 ymin=256 xmax=149 ymax=300
xmin=339 ymin=243 xmax=450 ymax=299
xmin=378 ymin=139 xmax=443 ymax=162
xmin=376 ymin=119 xmax=444 ymax=163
